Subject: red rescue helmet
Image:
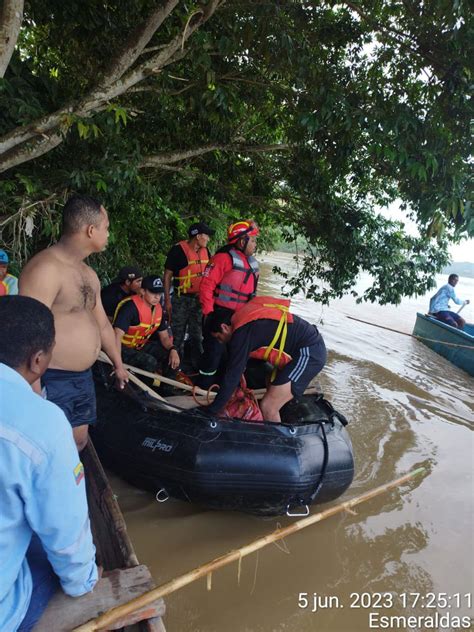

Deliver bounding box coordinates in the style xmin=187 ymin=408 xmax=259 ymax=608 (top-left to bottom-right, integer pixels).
xmin=227 ymin=220 xmax=260 ymax=243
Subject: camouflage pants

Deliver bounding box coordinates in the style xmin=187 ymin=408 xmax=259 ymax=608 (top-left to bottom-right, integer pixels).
xmin=122 ymin=341 xmax=169 ymax=373
xmin=171 ymin=294 xmax=203 ymax=356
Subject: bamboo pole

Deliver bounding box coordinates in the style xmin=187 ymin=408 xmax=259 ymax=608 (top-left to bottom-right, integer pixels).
xmin=346 ymin=316 xmax=474 ymax=349
xmin=98 ymin=351 xmax=322 ymax=403
xmin=97 ymin=351 xmax=166 ymax=402
xmin=72 ymin=467 xmax=425 ymax=632
xmin=98 ymin=351 xmax=215 ymax=398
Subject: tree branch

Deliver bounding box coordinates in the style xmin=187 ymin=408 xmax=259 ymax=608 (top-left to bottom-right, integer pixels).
xmin=140 ymin=142 xmax=291 ymax=168
xmin=0 ymin=0 xmax=225 ymax=173
xmin=0 ymin=0 xmax=24 ymax=77
xmin=99 ymin=0 xmax=179 ymax=88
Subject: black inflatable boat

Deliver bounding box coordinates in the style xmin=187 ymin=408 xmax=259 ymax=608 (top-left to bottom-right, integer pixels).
xmin=91 ymin=377 xmax=354 ymax=516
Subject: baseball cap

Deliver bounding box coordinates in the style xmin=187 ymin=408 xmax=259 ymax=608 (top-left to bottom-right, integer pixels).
xmin=0 ymin=249 xmax=9 ymax=264
xmin=188 ymin=222 xmax=215 ymax=237
xmin=115 ymin=265 xmax=143 ymax=283
xmin=142 ymin=275 xmax=164 ymax=293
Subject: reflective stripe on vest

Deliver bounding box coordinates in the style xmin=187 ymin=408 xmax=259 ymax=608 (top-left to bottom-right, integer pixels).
xmin=214 ymin=249 xmax=259 ymax=311
xmin=175 ymin=240 xmax=209 ymax=296
xmin=113 ymin=294 xmax=163 ymax=350
xmin=232 ymin=296 xmax=294 ymax=380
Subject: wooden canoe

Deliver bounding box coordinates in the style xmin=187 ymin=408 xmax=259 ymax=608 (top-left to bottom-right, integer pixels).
xmin=34 ymin=440 xmax=166 ymax=632
xmin=413 ymin=312 xmax=474 ymax=376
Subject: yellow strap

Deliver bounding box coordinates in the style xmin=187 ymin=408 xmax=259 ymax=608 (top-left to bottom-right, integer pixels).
xmin=261 ymin=308 xmax=289 ymax=382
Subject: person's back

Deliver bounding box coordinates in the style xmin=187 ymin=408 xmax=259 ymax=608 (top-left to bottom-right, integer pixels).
xmin=0 ymin=296 xmax=98 ymax=631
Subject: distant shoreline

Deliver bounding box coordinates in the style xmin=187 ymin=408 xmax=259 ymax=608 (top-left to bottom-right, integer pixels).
xmin=442 ymin=262 xmax=474 ymax=279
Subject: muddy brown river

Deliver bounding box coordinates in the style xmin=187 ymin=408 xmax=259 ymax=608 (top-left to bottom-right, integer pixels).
xmin=107 ymin=253 xmax=473 ymax=632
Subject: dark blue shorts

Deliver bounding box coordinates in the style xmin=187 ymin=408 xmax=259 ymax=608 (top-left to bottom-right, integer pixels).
xmin=273 ymin=336 xmax=327 ymax=397
xmin=41 ymin=368 xmax=97 ymax=428
xmin=433 ymin=311 xmax=463 ymax=328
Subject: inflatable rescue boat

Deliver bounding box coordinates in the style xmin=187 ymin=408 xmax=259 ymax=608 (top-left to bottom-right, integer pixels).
xmin=91 ymin=376 xmax=355 ymax=516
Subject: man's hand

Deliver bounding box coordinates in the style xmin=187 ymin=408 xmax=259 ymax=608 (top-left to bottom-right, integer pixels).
xmin=168 ymin=349 xmax=180 ymax=370
xmin=113 ymin=365 xmax=129 ymax=390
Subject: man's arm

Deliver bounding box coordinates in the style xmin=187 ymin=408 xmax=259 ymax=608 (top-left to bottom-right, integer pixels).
xmin=29 ymin=413 xmax=98 ymax=597
xmin=157 ymin=329 xmax=180 ymax=369
xmin=448 ymin=285 xmax=466 ymax=306
xmin=206 ymin=327 xmax=252 ymax=414
xmin=199 ymin=254 xmax=231 ymax=316
xmin=91 ymin=275 xmax=128 ymax=388
xmin=19 ymin=257 xmax=61 ymax=308
xmin=163 ymin=269 xmax=174 ymax=322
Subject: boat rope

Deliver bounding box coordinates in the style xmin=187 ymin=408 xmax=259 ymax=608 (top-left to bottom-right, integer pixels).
xmin=346 ymin=316 xmax=474 ymax=349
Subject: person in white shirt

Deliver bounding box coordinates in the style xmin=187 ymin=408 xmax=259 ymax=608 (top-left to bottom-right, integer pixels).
xmin=0 ymin=295 xmax=98 ymax=632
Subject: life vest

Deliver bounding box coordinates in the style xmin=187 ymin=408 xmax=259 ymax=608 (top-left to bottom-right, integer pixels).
xmin=232 ymin=296 xmax=294 ymax=378
xmin=175 ymin=240 xmax=209 ymax=296
xmin=0 ymin=274 xmax=17 ymax=296
xmin=214 ymin=249 xmax=259 ymax=311
xmin=113 ymin=294 xmax=163 ymax=350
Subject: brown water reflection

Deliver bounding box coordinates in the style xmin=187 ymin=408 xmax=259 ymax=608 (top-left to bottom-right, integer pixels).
xmin=109 ymin=252 xmax=473 ymax=631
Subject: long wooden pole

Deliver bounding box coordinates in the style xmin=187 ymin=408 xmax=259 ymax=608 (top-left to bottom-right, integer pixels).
xmin=98 ymin=351 xmax=321 ymax=401
xmin=72 ymin=467 xmax=424 ymax=632
xmin=98 ymin=350 xmax=215 ymax=398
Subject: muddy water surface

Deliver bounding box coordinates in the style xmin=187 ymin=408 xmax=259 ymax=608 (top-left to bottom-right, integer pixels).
xmin=108 ymin=253 xmax=473 ymax=632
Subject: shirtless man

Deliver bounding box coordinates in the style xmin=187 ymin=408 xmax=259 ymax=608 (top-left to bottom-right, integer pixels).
xmin=19 ymin=194 xmax=129 ymax=450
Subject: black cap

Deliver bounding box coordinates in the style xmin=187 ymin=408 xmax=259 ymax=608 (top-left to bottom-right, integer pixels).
xmin=142 ymin=275 xmax=164 ymax=293
xmin=188 ymin=222 xmax=215 ymax=237
xmin=115 ymin=265 xmax=143 ymax=283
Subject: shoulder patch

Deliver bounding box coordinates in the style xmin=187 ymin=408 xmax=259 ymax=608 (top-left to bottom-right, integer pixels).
xmin=74 ymin=462 xmax=85 ymax=485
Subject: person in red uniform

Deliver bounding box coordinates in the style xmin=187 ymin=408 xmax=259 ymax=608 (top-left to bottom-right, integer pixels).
xmin=163 ymin=222 xmax=214 ymax=368
xmin=197 ymin=220 xmax=260 ymax=387
xmin=204 ymin=296 xmax=327 ymax=422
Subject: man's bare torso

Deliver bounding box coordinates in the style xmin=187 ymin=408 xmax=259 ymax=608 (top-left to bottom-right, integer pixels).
xmin=20 ymin=246 xmax=101 ymax=371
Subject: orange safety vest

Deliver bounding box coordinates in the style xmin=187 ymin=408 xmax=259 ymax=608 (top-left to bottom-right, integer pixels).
xmin=113 ymin=294 xmax=163 ymax=350
xmin=232 ymin=296 xmax=294 ymax=375
xmin=175 ymin=240 xmax=209 ymax=296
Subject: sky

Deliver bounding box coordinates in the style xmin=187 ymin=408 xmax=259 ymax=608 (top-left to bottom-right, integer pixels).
xmin=380 ymin=202 xmax=473 ymax=264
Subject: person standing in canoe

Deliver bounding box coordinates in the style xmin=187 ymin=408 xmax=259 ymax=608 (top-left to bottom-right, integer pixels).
xmin=163 ymin=222 xmax=214 ymax=369
xmin=197 ymin=219 xmax=260 ymax=387
xmin=19 ymin=194 xmax=129 ymax=451
xmin=113 ymin=275 xmax=180 ymax=375
xmin=429 ymin=274 xmax=470 ymax=329
xmin=204 ymin=296 xmax=327 ymax=422
xmin=0 ymin=296 xmax=98 ymax=632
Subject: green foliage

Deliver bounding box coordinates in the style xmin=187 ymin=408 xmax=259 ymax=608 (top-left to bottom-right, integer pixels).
xmin=0 ymin=0 xmax=472 ymax=302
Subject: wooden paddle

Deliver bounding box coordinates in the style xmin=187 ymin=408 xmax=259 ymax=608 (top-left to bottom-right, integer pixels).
xmin=72 ymin=467 xmax=425 ymax=632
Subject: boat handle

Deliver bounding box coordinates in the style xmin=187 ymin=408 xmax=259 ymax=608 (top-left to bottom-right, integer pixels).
xmin=286 ymin=504 xmax=309 ymax=517
xmin=155 ymin=488 xmax=169 ymax=503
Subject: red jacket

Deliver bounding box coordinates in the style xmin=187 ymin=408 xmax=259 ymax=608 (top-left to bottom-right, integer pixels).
xmin=199 ymin=248 xmax=259 ymax=315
